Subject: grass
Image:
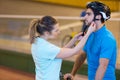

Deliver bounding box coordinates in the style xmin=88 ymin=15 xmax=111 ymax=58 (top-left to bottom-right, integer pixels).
xmin=0 ymin=49 xmax=120 ymax=80
xmin=61 ymin=60 xmax=120 ymax=80
xmin=61 ymin=60 xmax=88 ymax=75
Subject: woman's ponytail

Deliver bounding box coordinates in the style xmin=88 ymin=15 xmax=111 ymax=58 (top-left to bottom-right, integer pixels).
xmin=29 ymin=16 xmax=58 ymax=44
xmin=29 ymin=19 xmax=39 ymax=44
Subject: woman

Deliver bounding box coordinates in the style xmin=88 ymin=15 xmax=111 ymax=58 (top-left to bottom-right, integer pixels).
xmin=29 ymin=16 xmax=96 ymax=80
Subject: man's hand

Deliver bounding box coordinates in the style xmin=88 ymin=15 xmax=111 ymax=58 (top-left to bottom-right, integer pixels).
xmin=64 ymin=73 xmax=74 ymax=80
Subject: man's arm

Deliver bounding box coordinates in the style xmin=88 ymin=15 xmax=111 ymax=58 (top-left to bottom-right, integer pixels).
xmin=95 ymin=58 xmax=109 ymax=80
xmin=71 ymin=50 xmax=86 ymax=76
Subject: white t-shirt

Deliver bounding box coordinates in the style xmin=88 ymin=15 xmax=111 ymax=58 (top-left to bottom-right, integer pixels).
xmin=31 ymin=37 xmax=62 ymax=80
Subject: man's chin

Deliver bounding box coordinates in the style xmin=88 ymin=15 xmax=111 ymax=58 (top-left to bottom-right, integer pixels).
xmin=85 ymin=22 xmax=89 ymax=26
xmin=85 ymin=23 xmax=91 ymax=26
xmin=85 ymin=23 xmax=89 ymax=26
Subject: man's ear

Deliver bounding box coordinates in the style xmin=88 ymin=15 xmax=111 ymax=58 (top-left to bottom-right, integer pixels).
xmin=96 ymin=15 xmax=102 ymax=20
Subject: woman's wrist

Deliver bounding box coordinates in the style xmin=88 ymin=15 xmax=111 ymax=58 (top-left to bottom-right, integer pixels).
xmin=71 ymin=37 xmax=77 ymax=42
xmin=86 ymin=31 xmax=91 ymax=36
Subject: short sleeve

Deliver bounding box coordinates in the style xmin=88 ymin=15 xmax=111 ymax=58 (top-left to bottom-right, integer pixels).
xmin=43 ymin=44 xmax=61 ymax=60
xmin=100 ymin=37 xmax=116 ymax=59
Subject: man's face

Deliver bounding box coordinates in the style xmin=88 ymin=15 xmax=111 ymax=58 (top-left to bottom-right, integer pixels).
xmin=84 ymin=8 xmax=94 ymax=26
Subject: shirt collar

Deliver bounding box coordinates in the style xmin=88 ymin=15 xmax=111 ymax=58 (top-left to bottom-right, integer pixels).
xmin=36 ymin=37 xmax=47 ymax=42
xmin=94 ymin=25 xmax=106 ymax=35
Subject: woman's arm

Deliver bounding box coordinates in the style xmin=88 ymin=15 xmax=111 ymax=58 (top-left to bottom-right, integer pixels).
xmin=56 ymin=22 xmax=96 ymax=59
xmin=56 ymin=31 xmax=90 ymax=58
xmin=64 ymin=32 xmax=83 ymax=48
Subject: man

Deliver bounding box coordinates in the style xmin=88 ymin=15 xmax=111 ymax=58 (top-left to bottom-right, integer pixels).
xmin=64 ymin=1 xmax=117 ymax=80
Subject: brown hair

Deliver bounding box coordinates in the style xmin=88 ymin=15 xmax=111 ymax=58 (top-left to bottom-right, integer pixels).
xmin=29 ymin=16 xmax=58 ymax=44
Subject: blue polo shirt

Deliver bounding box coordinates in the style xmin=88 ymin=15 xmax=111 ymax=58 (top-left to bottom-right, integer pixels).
xmin=83 ymin=25 xmax=117 ymax=80
xmin=31 ymin=37 xmax=62 ymax=80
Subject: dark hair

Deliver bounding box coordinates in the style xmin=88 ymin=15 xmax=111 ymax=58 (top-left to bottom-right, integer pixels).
xmin=86 ymin=1 xmax=111 ymax=23
xmin=29 ymin=16 xmax=58 ymax=44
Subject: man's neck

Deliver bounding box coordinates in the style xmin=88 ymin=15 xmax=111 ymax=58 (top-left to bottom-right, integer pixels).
xmin=96 ymin=22 xmax=105 ymax=31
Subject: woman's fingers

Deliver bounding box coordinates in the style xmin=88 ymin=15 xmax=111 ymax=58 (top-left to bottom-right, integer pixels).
xmin=87 ymin=22 xmax=96 ymax=33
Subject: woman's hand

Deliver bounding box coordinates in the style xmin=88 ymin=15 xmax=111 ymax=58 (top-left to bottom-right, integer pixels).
xmin=73 ymin=32 xmax=83 ymax=41
xmin=86 ymin=22 xmax=96 ymax=35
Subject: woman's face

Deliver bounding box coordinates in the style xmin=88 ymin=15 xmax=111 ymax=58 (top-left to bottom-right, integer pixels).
xmin=49 ymin=23 xmax=60 ymax=39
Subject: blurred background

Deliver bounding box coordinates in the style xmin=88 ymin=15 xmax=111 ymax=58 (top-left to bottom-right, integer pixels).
xmin=0 ymin=0 xmax=120 ymax=80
